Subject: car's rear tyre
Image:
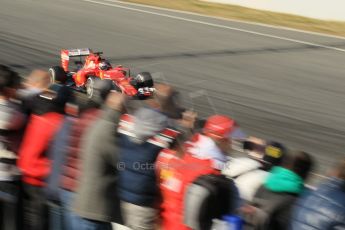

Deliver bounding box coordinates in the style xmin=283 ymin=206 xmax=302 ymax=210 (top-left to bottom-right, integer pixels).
xmin=49 ymin=66 xmax=67 ymax=84
xmin=134 ymin=72 xmax=154 ymax=89
xmin=102 ymin=79 xmax=122 ymax=95
xmin=87 ymin=78 xmax=120 ymax=103
xmin=85 ymin=76 xmax=96 ymax=98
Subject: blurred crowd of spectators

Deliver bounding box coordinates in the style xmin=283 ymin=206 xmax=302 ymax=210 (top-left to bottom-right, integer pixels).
xmin=0 ymin=65 xmax=344 ymax=230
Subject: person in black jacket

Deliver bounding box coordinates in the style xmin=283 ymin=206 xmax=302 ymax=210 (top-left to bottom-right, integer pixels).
xmin=117 ymin=83 xmax=193 ymax=230
xmin=290 ymin=159 xmax=345 ymax=230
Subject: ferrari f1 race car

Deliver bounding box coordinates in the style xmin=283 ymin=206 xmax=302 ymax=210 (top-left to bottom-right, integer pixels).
xmin=49 ymin=48 xmax=154 ymax=98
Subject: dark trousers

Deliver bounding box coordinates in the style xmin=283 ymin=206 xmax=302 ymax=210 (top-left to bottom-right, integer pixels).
xmin=48 ymin=201 xmax=64 ymax=230
xmin=0 ymin=181 xmax=22 ymax=230
xmin=22 ymin=183 xmax=48 ymax=230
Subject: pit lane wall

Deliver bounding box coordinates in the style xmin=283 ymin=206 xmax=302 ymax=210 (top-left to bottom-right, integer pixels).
xmin=202 ymin=0 xmax=345 ymax=21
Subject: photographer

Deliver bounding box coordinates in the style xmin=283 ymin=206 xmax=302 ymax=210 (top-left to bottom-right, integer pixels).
xmin=223 ymin=138 xmax=287 ymax=202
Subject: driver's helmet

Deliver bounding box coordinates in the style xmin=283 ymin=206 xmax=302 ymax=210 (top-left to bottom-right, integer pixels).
xmin=99 ymin=61 xmax=111 ymax=71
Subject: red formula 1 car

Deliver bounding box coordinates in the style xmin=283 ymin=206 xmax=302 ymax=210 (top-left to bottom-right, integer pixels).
xmin=49 ymin=48 xmax=154 ymax=98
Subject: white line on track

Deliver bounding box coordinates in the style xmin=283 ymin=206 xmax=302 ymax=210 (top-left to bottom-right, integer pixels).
xmin=81 ymin=0 xmax=345 ymax=53
xmin=111 ymin=0 xmax=345 ymax=41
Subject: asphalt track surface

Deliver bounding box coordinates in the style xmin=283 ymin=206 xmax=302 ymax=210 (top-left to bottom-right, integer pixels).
xmin=1 ymin=0 xmax=345 ymax=182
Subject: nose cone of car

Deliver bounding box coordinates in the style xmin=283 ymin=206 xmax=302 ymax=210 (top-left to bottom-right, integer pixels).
xmin=122 ymin=84 xmax=138 ymax=96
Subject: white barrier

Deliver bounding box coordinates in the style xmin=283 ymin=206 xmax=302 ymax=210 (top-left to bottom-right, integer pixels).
xmin=202 ymin=0 xmax=345 ymax=21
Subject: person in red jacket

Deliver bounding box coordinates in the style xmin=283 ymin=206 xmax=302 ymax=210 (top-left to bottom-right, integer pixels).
xmin=156 ymin=114 xmax=239 ymax=230
xmin=156 ymin=140 xmax=188 ymax=230
xmin=17 ymin=82 xmax=71 ymax=230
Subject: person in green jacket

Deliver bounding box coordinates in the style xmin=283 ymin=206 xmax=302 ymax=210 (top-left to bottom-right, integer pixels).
xmin=241 ymin=150 xmax=314 ymax=230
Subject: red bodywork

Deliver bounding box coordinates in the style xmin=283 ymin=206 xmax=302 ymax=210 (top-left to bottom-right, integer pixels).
xmin=60 ymin=49 xmax=142 ymax=97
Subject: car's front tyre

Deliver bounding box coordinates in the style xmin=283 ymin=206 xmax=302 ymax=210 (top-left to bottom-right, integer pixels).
xmin=133 ymin=72 xmax=154 ymax=89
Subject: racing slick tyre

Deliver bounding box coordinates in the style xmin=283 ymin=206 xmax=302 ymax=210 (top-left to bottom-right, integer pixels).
xmin=86 ymin=77 xmax=116 ymax=99
xmin=88 ymin=78 xmax=116 ymax=104
xmin=133 ymin=72 xmax=154 ymax=89
xmin=85 ymin=76 xmax=97 ymax=98
xmin=101 ymin=79 xmax=121 ymax=96
xmin=49 ymin=66 xmax=67 ymax=84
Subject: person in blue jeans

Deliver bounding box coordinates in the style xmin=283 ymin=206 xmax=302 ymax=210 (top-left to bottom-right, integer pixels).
xmin=45 ymin=114 xmax=75 ymax=230
xmin=60 ymin=188 xmax=85 ymax=230
xmin=45 ymin=93 xmax=82 ymax=230
xmin=59 ymin=80 xmax=114 ymax=230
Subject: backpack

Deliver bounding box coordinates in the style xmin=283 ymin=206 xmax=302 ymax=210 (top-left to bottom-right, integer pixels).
xmin=184 ymin=174 xmax=237 ymax=230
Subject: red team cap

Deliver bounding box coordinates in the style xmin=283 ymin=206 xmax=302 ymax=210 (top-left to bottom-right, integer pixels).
xmin=203 ymin=115 xmax=247 ymax=140
xmin=203 ymin=115 xmax=236 ymax=139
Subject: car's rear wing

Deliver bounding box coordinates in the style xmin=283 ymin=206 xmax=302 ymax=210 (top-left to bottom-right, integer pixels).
xmin=60 ymin=48 xmax=91 ymax=71
xmin=63 ymin=48 xmax=91 ymax=57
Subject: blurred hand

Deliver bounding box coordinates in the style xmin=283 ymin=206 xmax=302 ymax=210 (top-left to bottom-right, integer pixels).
xmin=105 ymin=91 xmax=126 ymax=111
xmin=178 ymin=110 xmax=197 ymax=129
xmin=147 ymin=83 xmax=174 ymax=110
xmin=24 ymin=69 xmax=51 ymax=90
xmin=239 ymin=204 xmax=257 ymax=215
xmin=247 ymin=136 xmax=266 ymax=145
xmin=154 ymin=83 xmax=173 ymax=99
